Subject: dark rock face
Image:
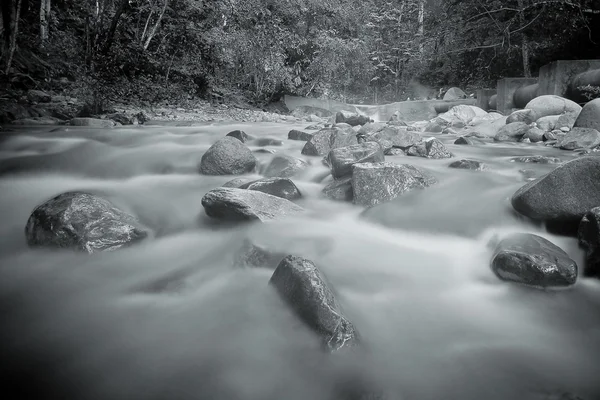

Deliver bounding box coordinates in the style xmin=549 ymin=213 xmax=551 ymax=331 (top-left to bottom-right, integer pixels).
xmin=365 ymin=126 xmax=422 ymax=152
xmin=578 ymin=207 xmax=600 ymax=278
xmin=25 ymin=191 xmax=149 ymax=253
xmin=510 ymin=156 xmax=561 ymax=164
xmin=233 ymin=239 xmax=286 ymax=269
xmin=263 ymin=155 xmax=309 ymax=178
xmin=201 ymin=187 xmax=304 ymax=222
xmin=327 ymin=142 xmax=385 ymax=179
xmin=352 ymin=162 xmax=437 ymax=207
xmin=507 ymin=109 xmax=538 ymax=124
xmin=454 ymin=136 xmax=475 ymax=145
xmin=406 ymin=138 xmax=453 ymax=159
xmin=199 ymin=137 xmax=257 ymax=175
xmin=301 ymin=127 xmax=358 ymax=156
xmin=491 ymin=233 xmax=577 ymax=288
xmin=558 ymin=127 xmax=600 ymax=150
xmin=269 ymin=255 xmax=359 ymax=352
xmin=239 ymin=177 xmax=302 ymax=200
xmin=448 ymin=159 xmax=487 ymax=170
xmin=288 ymin=129 xmax=314 ymax=141
xmin=511 ymin=157 xmax=600 ymax=231
xmin=252 ymin=138 xmax=284 ymax=147
xmin=322 ymin=177 xmax=353 ymax=202
xmin=494 ymin=122 xmax=529 ymax=142
xmin=226 ymin=130 xmax=255 ymax=142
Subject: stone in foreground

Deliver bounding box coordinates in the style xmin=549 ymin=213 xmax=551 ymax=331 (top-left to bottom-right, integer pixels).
xmin=199 ymin=137 xmax=257 ymax=175
xmin=578 ymin=207 xmax=600 ymax=279
xmin=448 ymin=159 xmax=487 ymax=170
xmin=491 ymin=233 xmax=577 ymax=288
xmin=352 ymin=162 xmax=437 ymax=207
xmin=201 ymin=187 xmax=304 ymax=222
xmin=327 ymin=142 xmax=384 ymax=179
xmin=263 ymin=155 xmax=309 ymax=178
xmin=25 ymin=191 xmax=149 ymax=253
xmin=558 ymin=127 xmax=600 ymax=150
xmin=511 ymin=157 xmax=600 ymax=231
xmin=301 ymin=127 xmax=358 ymax=156
xmin=406 ymin=138 xmax=453 ymax=159
xmin=239 ymin=177 xmax=302 ymax=201
xmin=269 ymin=255 xmax=359 ymax=352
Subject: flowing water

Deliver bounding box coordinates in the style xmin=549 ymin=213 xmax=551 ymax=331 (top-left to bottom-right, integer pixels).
xmin=1 ymin=122 xmax=599 ymax=400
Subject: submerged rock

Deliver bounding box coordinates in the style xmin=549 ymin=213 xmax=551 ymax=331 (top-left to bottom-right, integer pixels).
xmin=510 ymin=156 xmax=561 ymax=164
xmin=578 ymin=207 xmax=600 ymax=278
xmin=301 ymin=127 xmax=358 ymax=156
xmin=25 ymin=191 xmax=149 ymax=253
xmin=263 ymin=155 xmax=309 ymax=178
xmin=352 ymin=162 xmax=437 ymax=207
xmin=269 ymin=255 xmax=359 ymax=352
xmin=322 ymin=177 xmax=353 ymax=202
xmin=239 ymin=177 xmax=302 ymax=200
xmin=406 ymin=138 xmax=453 ymax=159
xmin=252 ymin=138 xmax=284 ymax=147
xmin=491 ymin=233 xmax=577 ymax=288
xmin=327 ymin=142 xmax=384 ymax=179
xmin=201 ymin=187 xmax=304 ymax=222
xmin=199 ymin=137 xmax=257 ymax=175
xmin=233 ymin=239 xmax=286 ymax=269
xmin=448 ymin=159 xmax=487 ymax=170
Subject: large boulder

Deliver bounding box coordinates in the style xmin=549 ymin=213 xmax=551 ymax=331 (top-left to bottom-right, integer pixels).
xmin=327 ymin=142 xmax=385 ymax=179
xmin=573 ymin=98 xmax=600 ymax=132
xmin=507 ymin=109 xmax=538 ymax=125
xmin=406 ymin=138 xmax=453 ymax=159
xmin=25 ymin=191 xmax=149 ymax=253
xmin=557 ymin=127 xmax=600 ymax=150
xmin=494 ymin=122 xmax=529 ymax=142
xmin=352 ymin=162 xmax=437 ymax=207
xmin=70 ymin=117 xmax=115 ymax=128
xmin=301 ymin=127 xmax=358 ymax=156
xmin=524 ymin=95 xmax=582 ymax=119
xmin=269 ymin=255 xmax=359 ymax=352
xmin=322 ymin=177 xmax=353 ymax=202
xmin=199 ymin=137 xmax=257 ymax=175
xmin=288 ymin=129 xmax=313 ymax=141
xmin=443 ymin=87 xmax=467 ymax=100
xmin=365 ymin=126 xmax=422 ymax=151
xmin=491 ymin=233 xmax=577 ymax=288
xmin=263 ymin=155 xmax=309 ymax=178
xmin=511 ymin=156 xmax=600 ymax=231
xmin=578 ymin=207 xmax=600 ymax=278
xmin=239 ymin=177 xmax=302 ymax=200
xmin=201 ymin=187 xmax=304 ymax=222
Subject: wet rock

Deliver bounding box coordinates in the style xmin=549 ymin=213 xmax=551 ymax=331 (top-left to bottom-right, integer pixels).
xmin=511 ymin=156 xmax=600 ymax=231
xmin=366 ymin=126 xmax=422 ymax=152
xmin=510 ymin=156 xmax=561 ymax=164
xmin=222 ymin=177 xmax=255 ymax=188
xmin=199 ymin=137 xmax=257 ymax=175
xmin=301 ymin=127 xmax=358 ymax=156
xmin=525 ymin=127 xmax=545 ymax=143
xmin=558 ymin=127 xmax=600 ymax=150
xmin=441 ymin=105 xmax=486 ymax=126
xmin=263 ymin=155 xmax=309 ymax=178
xmin=201 ymin=187 xmax=304 ymax=222
xmin=357 ymin=122 xmax=386 ymax=135
xmin=441 ymin=127 xmax=462 ymax=135
xmin=536 ymin=115 xmax=559 ymax=132
xmin=269 ymin=255 xmax=359 ymax=352
xmin=491 ymin=233 xmax=577 ymax=288
xmin=519 ymin=169 xmax=537 ymax=181
xmin=288 ymin=129 xmax=313 ymax=141
xmin=252 ymin=138 xmax=284 ymax=147
xmin=543 ymin=131 xmax=558 ymax=141
xmin=107 ymin=112 xmax=137 ymax=125
xmin=352 ymin=162 xmax=437 ymax=207
xmin=385 ymin=148 xmax=405 ymax=155
xmin=226 ymin=130 xmax=255 ymax=142
xmin=239 ymin=177 xmax=302 ymax=200
xmin=573 ymin=98 xmax=600 ymax=132
xmin=406 ymin=138 xmax=453 ymax=159
xmin=424 ymin=117 xmax=448 ymax=132
xmin=578 ymin=207 xmax=600 ymax=278
xmin=466 ymin=116 xmax=508 ymax=138
xmin=335 ymin=111 xmax=370 ymax=126
xmin=254 ymin=148 xmax=276 ymax=154
xmin=327 ymin=142 xmax=385 ymax=179
xmin=322 ymin=177 xmax=353 ymax=202
xmin=556 ymin=111 xmax=578 ymax=130
xmin=448 ymin=159 xmax=487 ymax=170
xmin=233 ymin=239 xmax=286 ymax=269
xmin=27 ymin=89 xmax=52 ymax=103
xmin=525 ymin=95 xmax=582 ymax=119
xmin=507 ymin=109 xmax=538 ymax=124
xmin=454 ymin=136 xmax=475 ymax=145
xmin=305 ymin=124 xmax=322 ymax=130
xmin=70 ymin=117 xmax=115 ymax=128
xmin=25 ymin=191 xmax=149 ymax=253
xmin=494 ymin=122 xmax=529 ymax=142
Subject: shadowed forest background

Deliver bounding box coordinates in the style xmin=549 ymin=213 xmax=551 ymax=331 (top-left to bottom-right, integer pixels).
xmin=1 ymin=0 xmax=599 ymax=109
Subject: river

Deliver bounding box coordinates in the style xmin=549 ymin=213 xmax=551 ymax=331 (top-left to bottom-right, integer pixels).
xmin=0 ymin=122 xmax=599 ymax=400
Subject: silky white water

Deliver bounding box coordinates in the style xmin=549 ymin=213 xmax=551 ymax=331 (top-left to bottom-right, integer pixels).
xmin=0 ymin=123 xmax=599 ymax=400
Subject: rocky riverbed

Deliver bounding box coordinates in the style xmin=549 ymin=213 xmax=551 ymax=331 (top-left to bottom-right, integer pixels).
xmin=1 ymin=97 xmax=600 ymax=400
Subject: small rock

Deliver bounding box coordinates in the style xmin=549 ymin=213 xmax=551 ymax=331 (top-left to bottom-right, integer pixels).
xmin=288 ymin=129 xmax=313 ymax=141
xmin=201 ymin=187 xmax=304 ymax=222
xmin=491 ymin=233 xmax=577 ymax=288
xmin=406 ymin=138 xmax=453 ymax=159
xmin=510 ymin=156 xmax=561 ymax=164
xmin=226 ymin=130 xmax=255 ymax=142
xmin=25 ymin=191 xmax=149 ymax=253
xmin=107 ymin=112 xmax=137 ymax=125
xmin=454 ymin=136 xmax=475 ymax=145
xmin=494 ymin=122 xmax=529 ymax=142
xmin=327 ymin=142 xmax=385 ymax=179
xmin=507 ymin=109 xmax=538 ymax=124
xmin=239 ymin=177 xmax=302 ymax=200
xmin=335 ymin=111 xmax=370 ymax=126
xmin=322 ymin=177 xmax=353 ymax=202
xmin=199 ymin=137 xmax=257 ymax=175
xmin=543 ymin=131 xmax=558 ymax=141
xmin=263 ymin=155 xmax=309 ymax=178
xmin=301 ymin=127 xmax=358 ymax=156
xmin=269 ymin=255 xmax=359 ymax=352
xmin=448 ymin=159 xmax=487 ymax=170
xmin=526 ymin=127 xmax=545 ymax=143
xmin=558 ymin=127 xmax=600 ymax=150
xmin=366 ymin=126 xmax=422 ymax=152
xmin=252 ymin=138 xmax=284 ymax=147
xmin=385 ymin=148 xmax=405 ymax=155
xmin=352 ymin=162 xmax=437 ymax=207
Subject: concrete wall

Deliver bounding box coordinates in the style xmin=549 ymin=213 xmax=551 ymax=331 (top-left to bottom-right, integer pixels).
xmin=538 ymin=60 xmax=600 ymax=98
xmin=496 ymin=78 xmax=538 ymax=114
xmin=476 ymin=89 xmax=497 ymax=111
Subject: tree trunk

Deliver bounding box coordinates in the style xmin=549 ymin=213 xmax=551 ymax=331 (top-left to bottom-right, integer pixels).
xmin=516 ymin=0 xmax=531 ymax=77
xmin=100 ymin=0 xmax=129 ymax=54
xmin=417 ymin=0 xmax=424 ymax=53
xmin=4 ymin=0 xmax=22 ymax=75
xmin=39 ymin=0 xmax=51 ymax=43
xmin=143 ymin=0 xmax=168 ymax=50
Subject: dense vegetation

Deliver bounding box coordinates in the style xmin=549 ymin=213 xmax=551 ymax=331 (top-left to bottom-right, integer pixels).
xmin=1 ymin=0 xmax=599 ymax=108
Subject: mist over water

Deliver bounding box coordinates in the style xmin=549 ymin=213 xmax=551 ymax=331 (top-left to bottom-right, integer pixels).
xmin=1 ymin=123 xmax=600 ymax=400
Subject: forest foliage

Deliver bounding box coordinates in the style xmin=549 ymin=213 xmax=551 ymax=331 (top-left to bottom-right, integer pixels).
xmin=1 ymin=0 xmax=599 ymax=107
